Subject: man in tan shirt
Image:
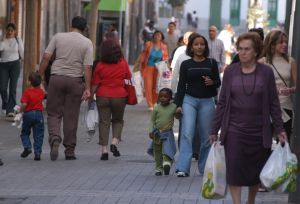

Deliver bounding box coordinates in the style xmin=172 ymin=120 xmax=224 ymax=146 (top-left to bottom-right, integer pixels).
xmin=39 ymin=16 xmax=93 ymax=161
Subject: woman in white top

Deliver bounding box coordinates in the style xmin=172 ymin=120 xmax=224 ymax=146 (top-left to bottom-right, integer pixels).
xmin=260 ymin=30 xmax=297 ymax=141
xmin=0 ymin=23 xmax=24 ymax=116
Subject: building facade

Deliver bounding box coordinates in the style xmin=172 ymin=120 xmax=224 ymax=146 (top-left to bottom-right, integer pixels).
xmin=156 ymin=0 xmax=287 ymax=34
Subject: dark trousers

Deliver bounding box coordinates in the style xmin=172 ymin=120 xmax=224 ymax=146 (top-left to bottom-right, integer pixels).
xmin=46 ymin=75 xmax=84 ymax=155
xmin=96 ymin=97 xmax=126 ymax=145
xmin=20 ymin=110 xmax=44 ymax=155
xmin=0 ymin=60 xmax=21 ymax=113
xmin=283 ymin=109 xmax=293 ymax=142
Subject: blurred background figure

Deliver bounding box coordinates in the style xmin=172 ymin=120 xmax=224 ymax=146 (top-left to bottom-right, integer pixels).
xmin=170 ymin=17 xmax=181 ymax=36
xmin=169 ymin=36 xmax=184 ymax=63
xmin=139 ymin=20 xmax=156 ymax=47
xmin=140 ymin=30 xmax=169 ymax=111
xmin=0 ymin=23 xmax=24 ymax=117
xmin=103 ymin=23 xmax=119 ymax=42
xmin=191 ymin=11 xmax=198 ymax=31
xmin=218 ymin=24 xmax=235 ymax=66
xmin=207 ymin=25 xmax=225 ymax=73
xmin=164 ymin=22 xmax=180 ymax=61
xmin=186 ymin=12 xmax=192 ymax=27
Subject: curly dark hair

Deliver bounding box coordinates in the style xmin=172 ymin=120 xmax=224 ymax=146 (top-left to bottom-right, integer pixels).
xmin=159 ymin=88 xmax=173 ymax=100
xmin=186 ymin=33 xmax=209 ymax=58
xmin=99 ymin=39 xmax=124 ymax=63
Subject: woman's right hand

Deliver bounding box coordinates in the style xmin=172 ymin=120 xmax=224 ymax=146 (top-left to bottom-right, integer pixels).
xmin=175 ymin=107 xmax=182 ymax=119
xmin=209 ymin=134 xmax=217 ymax=144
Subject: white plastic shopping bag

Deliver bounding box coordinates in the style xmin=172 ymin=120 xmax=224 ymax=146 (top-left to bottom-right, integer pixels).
xmin=155 ymin=60 xmax=172 ymax=92
xmin=260 ymin=142 xmax=298 ymax=193
xmin=132 ymin=71 xmax=144 ymax=103
xmin=201 ymin=142 xmax=227 ymax=199
xmin=11 ymin=105 xmax=22 ymax=128
xmin=84 ymin=100 xmax=98 ymax=142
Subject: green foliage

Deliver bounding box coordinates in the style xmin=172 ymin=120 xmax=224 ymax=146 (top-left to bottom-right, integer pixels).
xmin=166 ymin=0 xmax=188 ymax=8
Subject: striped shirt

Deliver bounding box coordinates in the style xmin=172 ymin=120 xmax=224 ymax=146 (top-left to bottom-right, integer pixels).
xmin=208 ymin=38 xmax=225 ymax=68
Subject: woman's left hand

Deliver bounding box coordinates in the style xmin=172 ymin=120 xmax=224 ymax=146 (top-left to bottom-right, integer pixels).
xmin=277 ymin=131 xmax=287 ymax=144
xmin=279 ymin=87 xmax=295 ymax=96
xmin=202 ymin=76 xmax=214 ymax=86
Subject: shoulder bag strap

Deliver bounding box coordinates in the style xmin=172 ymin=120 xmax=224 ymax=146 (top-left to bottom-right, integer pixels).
xmin=15 ymin=37 xmax=21 ymax=59
xmin=270 ymin=63 xmax=288 ymax=87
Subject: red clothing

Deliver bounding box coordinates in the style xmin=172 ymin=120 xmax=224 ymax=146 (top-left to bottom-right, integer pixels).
xmin=92 ymin=58 xmax=132 ymax=98
xmin=20 ymin=87 xmax=45 ymax=112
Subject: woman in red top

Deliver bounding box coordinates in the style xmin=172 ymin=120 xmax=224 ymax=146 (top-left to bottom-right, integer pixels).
xmin=91 ymin=39 xmax=131 ymax=160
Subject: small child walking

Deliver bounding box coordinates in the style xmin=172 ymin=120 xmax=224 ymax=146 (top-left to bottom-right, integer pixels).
xmin=149 ymin=88 xmax=179 ymax=176
xmin=19 ymin=72 xmax=45 ymax=161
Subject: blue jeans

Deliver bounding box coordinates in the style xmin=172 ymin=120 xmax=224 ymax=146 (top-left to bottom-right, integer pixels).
xmin=20 ymin=110 xmax=44 ymax=155
xmin=176 ymin=95 xmax=215 ymax=175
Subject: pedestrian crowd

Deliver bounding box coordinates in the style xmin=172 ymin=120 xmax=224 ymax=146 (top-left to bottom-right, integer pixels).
xmin=0 ymin=15 xmax=298 ymax=204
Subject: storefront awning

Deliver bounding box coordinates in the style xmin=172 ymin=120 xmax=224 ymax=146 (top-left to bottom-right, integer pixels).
xmin=84 ymin=0 xmax=126 ymax=12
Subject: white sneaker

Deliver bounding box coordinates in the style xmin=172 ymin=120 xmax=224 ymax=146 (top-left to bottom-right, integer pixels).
xmin=176 ymin=171 xmax=188 ymax=177
xmin=7 ymin=112 xmax=15 ymax=117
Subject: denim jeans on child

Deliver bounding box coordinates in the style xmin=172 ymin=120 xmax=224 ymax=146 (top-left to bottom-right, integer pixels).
xmin=176 ymin=95 xmax=215 ymax=175
xmin=20 ymin=110 xmax=44 ymax=155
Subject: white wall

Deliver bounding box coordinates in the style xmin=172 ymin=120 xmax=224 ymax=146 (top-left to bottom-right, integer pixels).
xmin=278 ymin=0 xmax=287 ymax=23
xmin=221 ymin=0 xmax=230 ymax=21
xmin=262 ymin=0 xmax=268 ymax=10
xmin=240 ymin=0 xmax=249 ymax=21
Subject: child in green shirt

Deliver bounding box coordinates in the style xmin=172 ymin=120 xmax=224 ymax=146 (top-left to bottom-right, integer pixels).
xmin=149 ymin=88 xmax=180 ymax=176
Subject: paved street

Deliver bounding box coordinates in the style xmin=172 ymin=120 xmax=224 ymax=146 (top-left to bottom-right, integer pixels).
xmin=0 ymin=100 xmax=290 ymax=204
xmin=0 ymin=71 xmax=290 ymax=204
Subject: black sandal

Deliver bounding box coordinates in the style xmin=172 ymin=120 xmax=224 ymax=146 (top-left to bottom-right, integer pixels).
xmin=110 ymin=144 xmax=120 ymax=157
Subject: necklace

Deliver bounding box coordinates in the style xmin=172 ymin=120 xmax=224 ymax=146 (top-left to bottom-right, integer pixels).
xmin=241 ymin=67 xmax=257 ymax=96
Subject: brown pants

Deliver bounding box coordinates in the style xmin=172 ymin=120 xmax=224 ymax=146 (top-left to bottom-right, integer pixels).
xmin=96 ymin=97 xmax=126 ymax=145
xmin=46 ymin=75 xmax=84 ymax=155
